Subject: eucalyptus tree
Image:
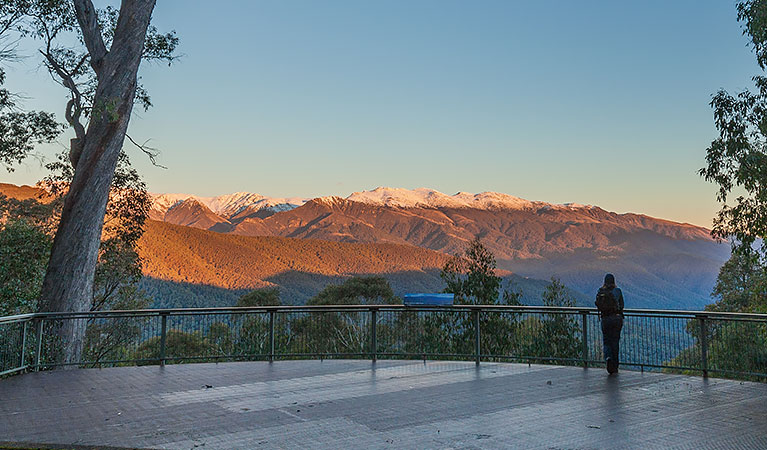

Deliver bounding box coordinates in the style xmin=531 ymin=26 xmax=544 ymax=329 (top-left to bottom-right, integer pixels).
xmin=0 ymin=0 xmax=177 ymax=364
xmin=702 ymin=1 xmax=767 ymax=264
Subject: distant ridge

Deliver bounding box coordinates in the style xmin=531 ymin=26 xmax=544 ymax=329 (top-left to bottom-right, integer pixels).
xmin=0 ymin=182 xmax=53 ymax=202
xmin=147 ymin=186 xmax=727 ymax=309
xmin=149 ymin=186 xmax=603 ymax=219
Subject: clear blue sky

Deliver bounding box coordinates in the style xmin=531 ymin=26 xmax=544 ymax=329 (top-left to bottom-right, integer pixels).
xmin=1 ymin=0 xmax=761 ymax=227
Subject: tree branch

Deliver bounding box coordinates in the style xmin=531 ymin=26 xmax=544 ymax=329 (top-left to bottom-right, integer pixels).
xmin=39 ymin=49 xmax=87 ymax=166
xmin=0 ymin=10 xmax=24 ymax=38
xmin=39 ymin=50 xmax=81 ymax=110
xmin=73 ymin=0 xmax=107 ymax=73
xmin=64 ymin=98 xmax=86 ymax=139
xmin=125 ymin=134 xmax=167 ymax=169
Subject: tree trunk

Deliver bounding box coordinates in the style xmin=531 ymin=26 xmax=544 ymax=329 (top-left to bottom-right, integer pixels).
xmin=39 ymin=0 xmax=157 ymax=367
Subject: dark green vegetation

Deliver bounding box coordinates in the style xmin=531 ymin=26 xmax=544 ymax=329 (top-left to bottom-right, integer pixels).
xmin=308 ymin=276 xmax=399 ymax=305
xmin=0 ymin=219 xmax=50 ymax=317
xmin=237 ymin=287 xmax=281 ymax=307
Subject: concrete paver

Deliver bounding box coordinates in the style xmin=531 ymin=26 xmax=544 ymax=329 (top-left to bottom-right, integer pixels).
xmin=0 ymin=360 xmax=765 ymax=449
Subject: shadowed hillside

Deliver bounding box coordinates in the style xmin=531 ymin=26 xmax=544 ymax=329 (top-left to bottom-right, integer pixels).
xmin=139 ymin=220 xmax=452 ymax=289
xmin=139 ymin=220 xmax=589 ymax=306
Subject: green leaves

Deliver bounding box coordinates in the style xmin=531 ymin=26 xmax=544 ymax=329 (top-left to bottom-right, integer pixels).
xmin=0 ymin=219 xmax=51 ymax=315
xmin=702 ymin=2 xmax=767 ymax=260
xmin=708 ymin=252 xmax=767 ymax=313
xmin=237 ymin=287 xmax=281 ymax=307
xmin=0 ymin=68 xmax=63 ymax=172
xmin=737 ymin=0 xmax=767 ymax=70
xmin=440 ymin=236 xmax=519 ymax=305
xmin=308 ymin=276 xmax=398 ymax=305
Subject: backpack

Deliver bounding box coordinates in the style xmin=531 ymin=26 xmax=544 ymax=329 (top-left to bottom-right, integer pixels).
xmin=595 ymin=287 xmax=619 ymax=315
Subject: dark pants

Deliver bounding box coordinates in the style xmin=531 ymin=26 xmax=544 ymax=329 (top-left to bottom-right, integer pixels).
xmin=601 ymin=314 xmax=623 ymax=363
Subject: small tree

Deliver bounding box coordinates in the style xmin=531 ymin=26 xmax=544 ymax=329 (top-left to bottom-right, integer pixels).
xmin=540 ymin=277 xmax=581 ymax=360
xmin=441 ymin=236 xmax=501 ymax=305
xmin=291 ymin=277 xmax=397 ymax=356
xmin=235 ymin=287 xmax=283 ymax=357
xmin=437 ymin=236 xmax=522 ymax=358
xmin=308 ymin=276 xmax=398 ymax=306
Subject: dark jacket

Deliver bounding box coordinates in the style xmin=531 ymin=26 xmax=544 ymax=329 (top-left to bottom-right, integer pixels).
xmin=596 ymin=286 xmax=624 ymax=317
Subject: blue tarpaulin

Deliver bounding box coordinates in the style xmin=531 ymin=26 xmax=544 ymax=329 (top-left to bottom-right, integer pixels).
xmin=403 ymin=293 xmax=454 ymax=306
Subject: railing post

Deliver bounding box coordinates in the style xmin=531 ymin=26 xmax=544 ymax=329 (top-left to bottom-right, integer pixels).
xmin=160 ymin=312 xmax=168 ymax=367
xmin=581 ymin=311 xmax=588 ymax=368
xmin=699 ymin=316 xmax=708 ymax=377
xmin=371 ymin=308 xmax=377 ymax=362
xmin=474 ymin=309 xmax=481 ymax=366
xmin=19 ymin=321 xmax=28 ymax=369
xmin=34 ymin=318 xmax=43 ymax=371
xmin=269 ymin=310 xmax=275 ymax=362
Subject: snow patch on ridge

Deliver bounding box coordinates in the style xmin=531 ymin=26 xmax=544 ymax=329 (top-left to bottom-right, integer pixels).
xmin=150 ymin=192 xmax=309 ymax=216
xmin=346 ymin=187 xmax=592 ymax=211
xmin=151 ymin=187 xmax=594 ymax=217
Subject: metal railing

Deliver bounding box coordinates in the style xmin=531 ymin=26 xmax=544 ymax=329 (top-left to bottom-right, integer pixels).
xmin=1 ymin=306 xmax=766 ymax=379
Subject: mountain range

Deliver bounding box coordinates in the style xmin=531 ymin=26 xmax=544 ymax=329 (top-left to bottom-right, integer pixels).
xmin=0 ymin=182 xmax=730 ymax=310
xmin=147 ymin=187 xmax=729 ymax=309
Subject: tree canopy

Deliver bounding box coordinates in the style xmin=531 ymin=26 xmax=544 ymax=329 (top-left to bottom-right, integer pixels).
xmin=440 ymin=236 xmax=521 ymax=305
xmin=308 ymin=276 xmax=398 ymax=305
xmin=700 ymin=1 xmax=767 ymax=315
xmin=701 ymin=0 xmax=767 ymax=261
xmin=237 ymin=287 xmax=282 ymax=307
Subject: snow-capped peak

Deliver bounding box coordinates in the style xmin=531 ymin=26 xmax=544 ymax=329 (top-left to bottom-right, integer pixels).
xmin=150 ymin=192 xmax=309 ymax=217
xmin=151 ymin=187 xmax=593 ymax=217
xmin=346 ymin=187 xmax=569 ymax=210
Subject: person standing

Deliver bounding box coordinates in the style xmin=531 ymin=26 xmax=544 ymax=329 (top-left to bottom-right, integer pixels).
xmin=595 ymin=273 xmax=624 ymax=374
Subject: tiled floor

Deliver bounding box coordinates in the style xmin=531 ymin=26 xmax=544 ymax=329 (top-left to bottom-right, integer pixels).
xmin=1 ymin=360 xmax=765 ymax=449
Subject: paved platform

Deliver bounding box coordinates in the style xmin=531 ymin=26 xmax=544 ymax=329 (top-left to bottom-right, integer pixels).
xmin=1 ymin=360 xmax=766 ymax=449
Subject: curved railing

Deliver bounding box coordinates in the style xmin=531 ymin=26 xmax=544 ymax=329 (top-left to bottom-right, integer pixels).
xmin=1 ymin=305 xmax=766 ymax=380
